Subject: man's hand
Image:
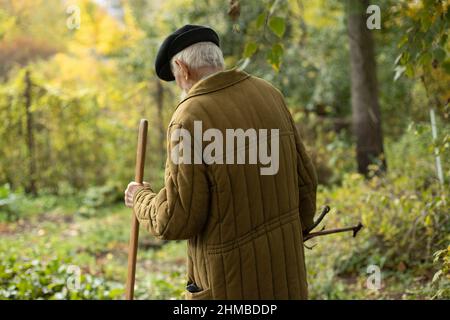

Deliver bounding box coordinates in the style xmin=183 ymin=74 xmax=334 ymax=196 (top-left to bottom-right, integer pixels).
xmin=124 ymin=181 xmax=150 ymax=208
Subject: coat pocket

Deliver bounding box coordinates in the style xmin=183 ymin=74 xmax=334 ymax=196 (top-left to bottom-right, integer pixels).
xmin=185 ymin=287 xmax=212 ymax=300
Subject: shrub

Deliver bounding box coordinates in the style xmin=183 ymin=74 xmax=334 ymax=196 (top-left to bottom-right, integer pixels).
xmin=77 ymin=184 xmax=123 ymax=217
xmin=307 ymin=124 xmax=449 ymax=299
xmin=0 ymin=184 xmax=22 ymax=222
xmin=430 ymin=246 xmax=450 ymax=299
xmin=0 ymin=184 xmax=62 ymax=222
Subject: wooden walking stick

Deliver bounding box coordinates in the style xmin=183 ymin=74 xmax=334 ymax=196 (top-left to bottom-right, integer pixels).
xmin=125 ymin=119 xmax=148 ymax=300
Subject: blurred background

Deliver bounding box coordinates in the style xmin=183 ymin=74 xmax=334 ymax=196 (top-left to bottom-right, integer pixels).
xmin=0 ymin=0 xmax=448 ymax=299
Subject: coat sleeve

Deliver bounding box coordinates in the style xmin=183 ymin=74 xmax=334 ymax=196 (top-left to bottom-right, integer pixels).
xmin=132 ymin=122 xmax=210 ymax=240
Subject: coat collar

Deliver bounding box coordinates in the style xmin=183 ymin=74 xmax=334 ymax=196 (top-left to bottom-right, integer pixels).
xmin=176 ymin=68 xmax=251 ymax=107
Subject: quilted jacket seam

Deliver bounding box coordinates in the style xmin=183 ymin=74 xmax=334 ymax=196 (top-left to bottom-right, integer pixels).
xmin=206 ymin=208 xmax=299 ymax=254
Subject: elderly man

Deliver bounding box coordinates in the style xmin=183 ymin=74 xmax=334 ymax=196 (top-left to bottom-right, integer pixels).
xmin=124 ymin=24 xmax=317 ymax=300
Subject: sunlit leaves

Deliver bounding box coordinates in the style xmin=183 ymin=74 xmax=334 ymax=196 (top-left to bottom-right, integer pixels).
xmin=243 ymin=42 xmax=258 ymax=58
xmin=0 ymin=9 xmax=17 ymax=40
xmin=255 ymin=12 xmax=267 ymax=29
xmin=239 ymin=1 xmax=288 ymax=72
xmin=393 ymin=0 xmax=449 ymax=119
xmin=268 ymin=16 xmax=286 ymax=38
xmin=395 ymin=0 xmax=449 ymax=76
xmin=69 ymin=0 xmax=128 ymax=56
xmin=267 ymin=43 xmax=284 ymax=71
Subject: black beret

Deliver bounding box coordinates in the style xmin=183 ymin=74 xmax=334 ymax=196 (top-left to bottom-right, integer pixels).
xmin=155 ymin=24 xmax=220 ymax=82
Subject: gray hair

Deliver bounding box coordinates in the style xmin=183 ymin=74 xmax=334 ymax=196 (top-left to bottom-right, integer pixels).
xmin=170 ymin=42 xmax=224 ymax=74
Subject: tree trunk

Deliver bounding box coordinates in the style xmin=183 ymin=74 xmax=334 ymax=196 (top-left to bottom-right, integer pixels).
xmin=347 ymin=0 xmax=386 ymax=176
xmin=24 ymin=69 xmax=37 ymax=195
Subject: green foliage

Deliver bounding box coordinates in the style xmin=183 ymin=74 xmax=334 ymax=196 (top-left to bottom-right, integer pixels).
xmin=0 ymin=254 xmax=123 ymax=300
xmin=393 ymin=0 xmax=449 ymax=119
xmin=0 ymin=133 xmax=448 ymax=299
xmin=0 ymin=184 xmax=20 ymax=222
xmin=0 ymin=0 xmax=448 ymax=301
xmin=137 ymin=269 xmax=185 ymax=300
xmin=243 ymin=42 xmax=258 ymax=58
xmin=77 ymin=184 xmax=123 ymax=217
xmin=266 ymin=43 xmax=284 ymax=71
xmin=1 ymin=0 xmax=445 ymax=195
xmin=268 ymin=16 xmax=286 ymax=38
xmin=0 ymin=184 xmax=62 ymax=222
xmin=306 ymin=125 xmax=449 ymax=299
xmin=431 ymin=246 xmax=450 ymax=299
xmin=0 ymin=195 xmax=185 ymax=300
xmin=395 ymin=0 xmax=449 ymax=76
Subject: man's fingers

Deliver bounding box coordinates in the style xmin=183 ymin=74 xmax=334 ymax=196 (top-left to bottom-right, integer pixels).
xmin=125 ymin=196 xmax=133 ymax=208
xmin=124 ymin=181 xmax=146 ymax=208
xmin=128 ymin=181 xmax=142 ymax=187
xmin=124 ymin=191 xmax=132 ymax=206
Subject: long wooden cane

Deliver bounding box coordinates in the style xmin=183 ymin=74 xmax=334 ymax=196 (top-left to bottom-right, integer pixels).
xmin=125 ymin=119 xmax=148 ymax=300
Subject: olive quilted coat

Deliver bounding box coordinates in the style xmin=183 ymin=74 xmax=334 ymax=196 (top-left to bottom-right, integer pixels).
xmin=133 ymin=69 xmax=318 ymax=300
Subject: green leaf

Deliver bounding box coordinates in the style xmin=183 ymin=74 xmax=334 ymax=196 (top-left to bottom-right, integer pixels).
xmin=400 ymin=51 xmax=410 ymax=65
xmin=272 ymin=43 xmax=284 ymax=57
xmin=268 ymin=16 xmax=286 ymax=38
xmin=418 ymin=52 xmax=432 ymax=67
xmin=256 ymin=12 xmax=266 ymax=29
xmin=243 ymin=42 xmax=258 ymax=58
xmin=420 ymin=14 xmax=432 ymax=32
xmin=267 ymin=43 xmax=284 ymax=71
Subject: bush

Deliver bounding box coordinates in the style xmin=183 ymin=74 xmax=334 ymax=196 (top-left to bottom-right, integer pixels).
xmin=430 ymin=246 xmax=450 ymax=299
xmin=307 ymin=124 xmax=449 ymax=299
xmin=0 ymin=184 xmax=63 ymax=222
xmin=0 ymin=184 xmax=21 ymax=222
xmin=77 ymin=184 xmax=123 ymax=217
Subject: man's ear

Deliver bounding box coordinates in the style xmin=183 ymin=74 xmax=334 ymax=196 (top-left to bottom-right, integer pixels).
xmin=175 ymin=59 xmax=190 ymax=80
